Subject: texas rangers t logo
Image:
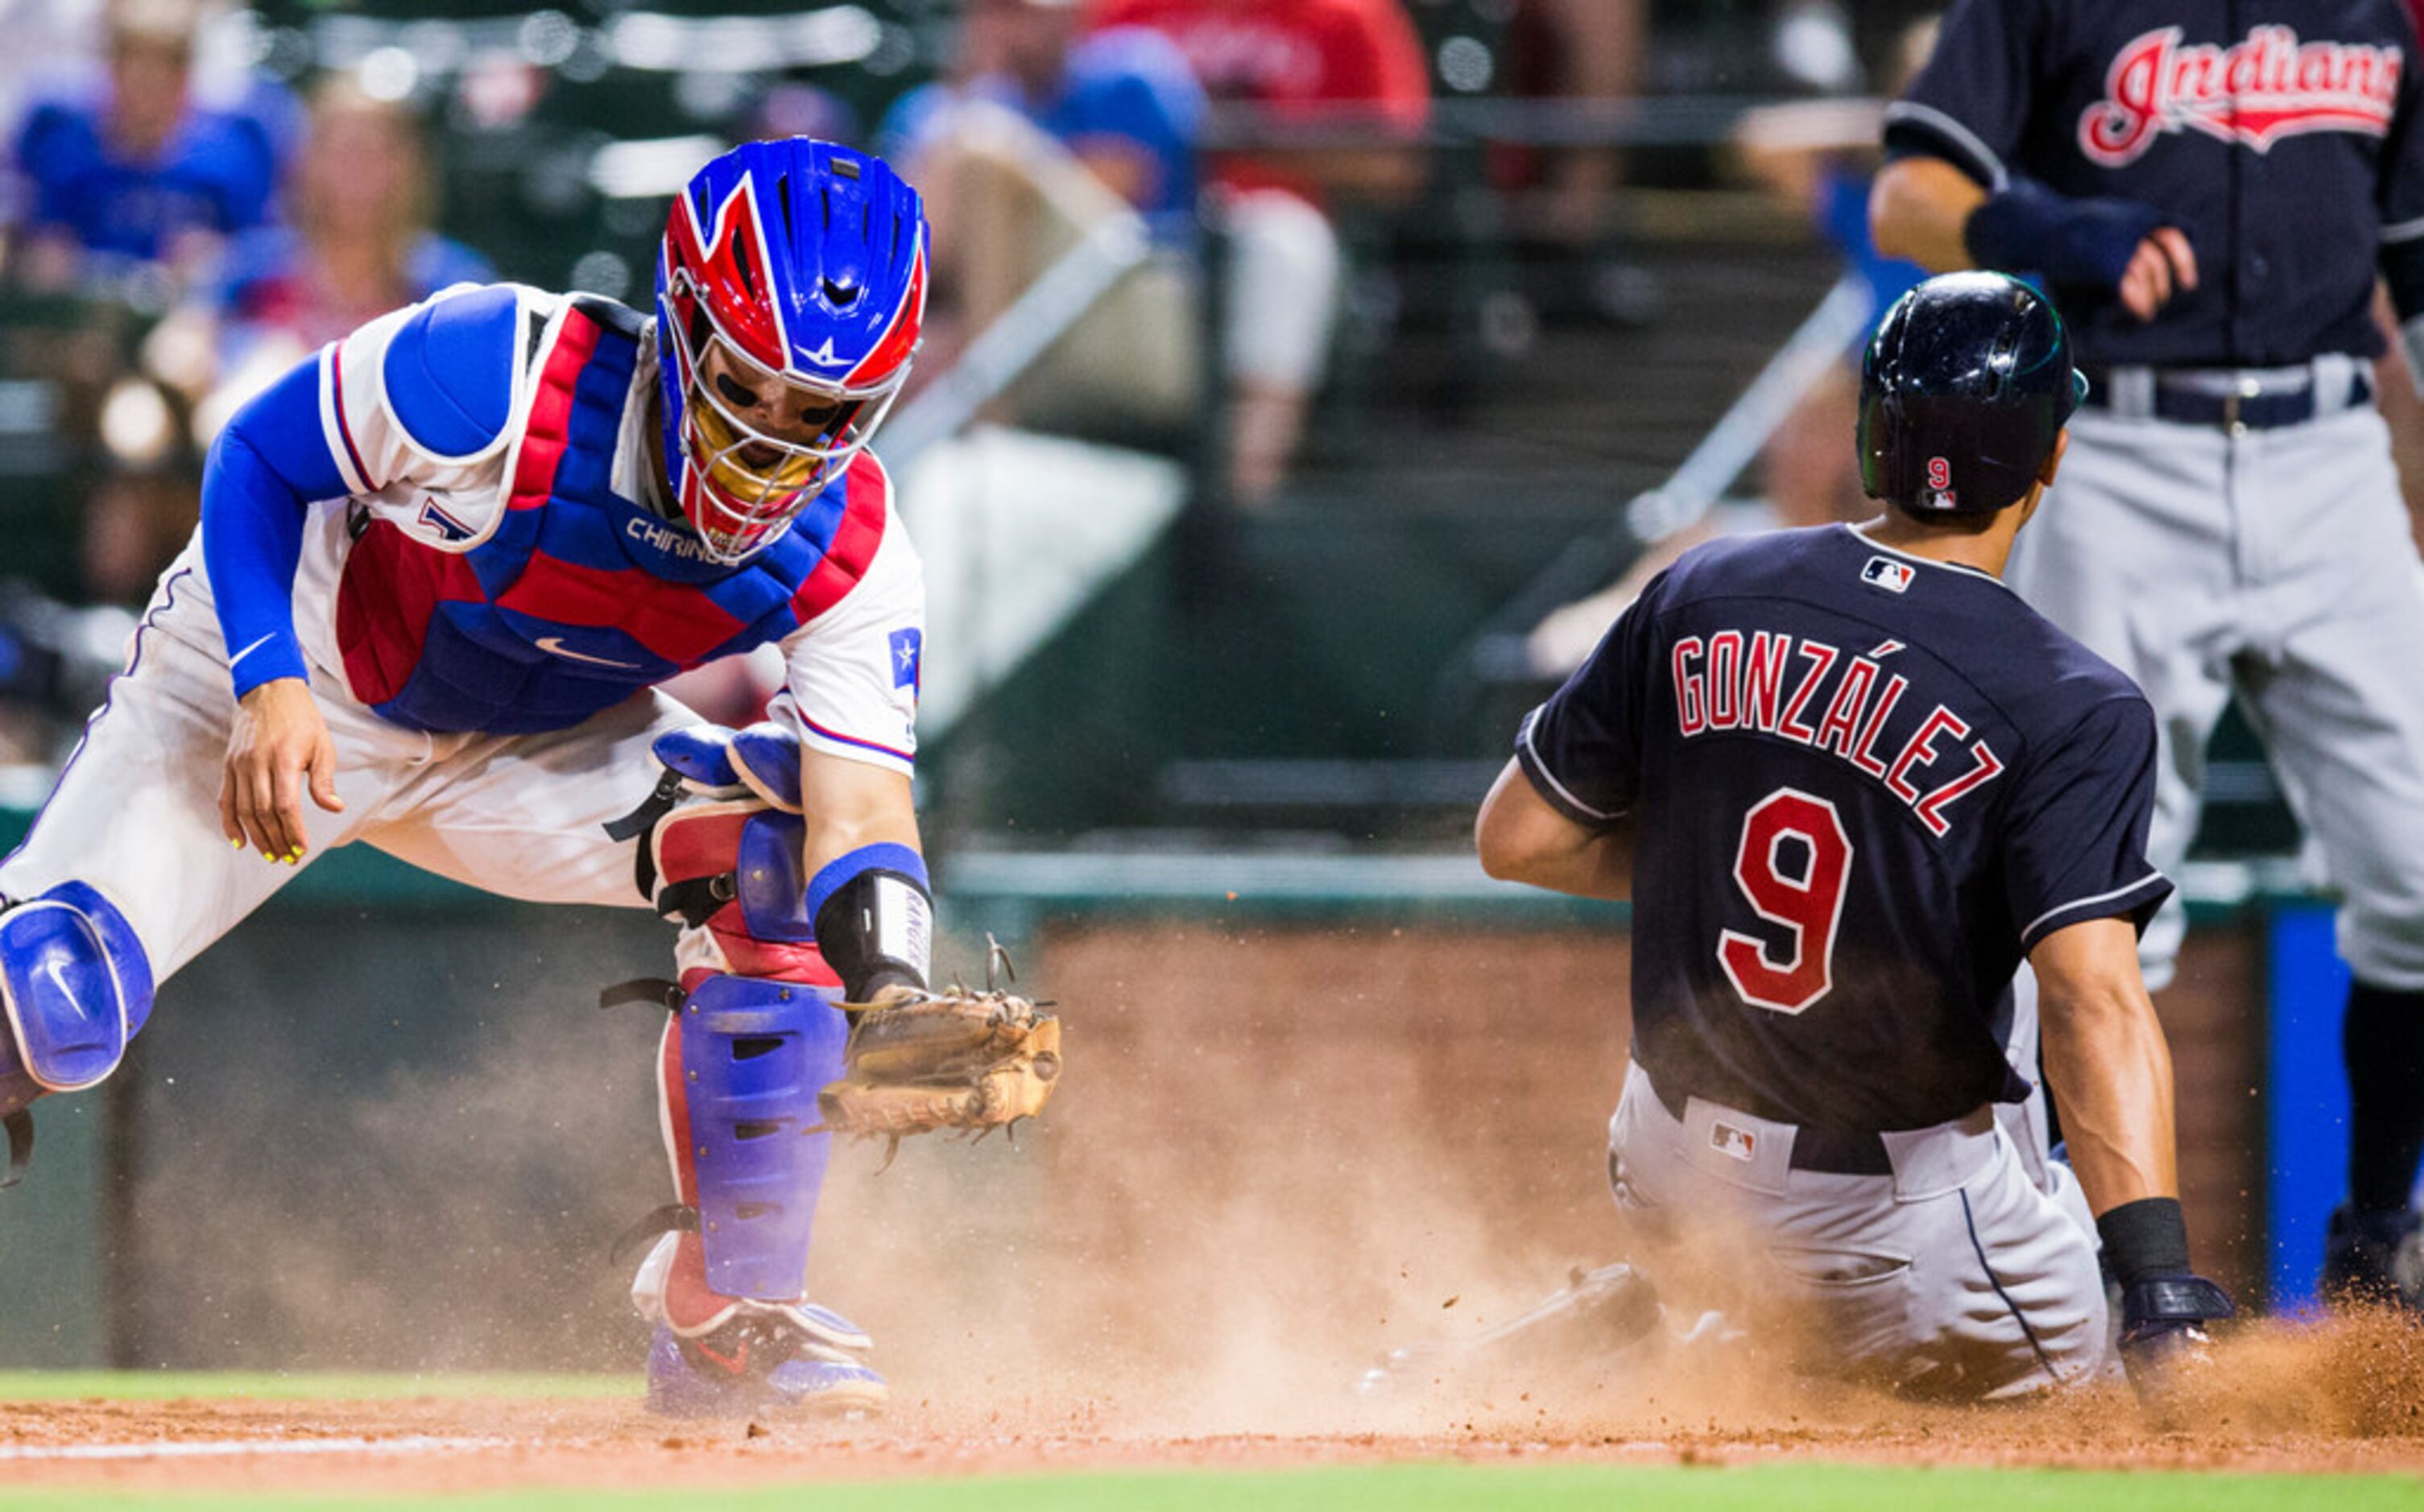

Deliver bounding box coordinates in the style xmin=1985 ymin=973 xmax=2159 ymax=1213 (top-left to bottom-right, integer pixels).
xmin=2080 ymin=26 xmax=2403 ymax=167
xmin=418 ymin=495 xmax=477 ymax=543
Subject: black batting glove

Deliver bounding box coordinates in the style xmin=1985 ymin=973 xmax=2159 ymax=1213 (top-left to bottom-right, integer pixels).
xmin=2118 ymin=1274 xmax=2235 ymax=1374
xmin=2099 ymin=1198 xmax=2233 ymax=1402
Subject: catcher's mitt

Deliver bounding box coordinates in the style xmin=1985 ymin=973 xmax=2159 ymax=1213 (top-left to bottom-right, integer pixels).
xmin=816 ymin=986 xmax=1062 ymax=1145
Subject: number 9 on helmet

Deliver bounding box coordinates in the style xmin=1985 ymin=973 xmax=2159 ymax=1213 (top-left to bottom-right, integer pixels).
xmin=657 ymin=138 xmax=929 ymax=563
xmin=1857 ymin=271 xmax=2087 ymax=517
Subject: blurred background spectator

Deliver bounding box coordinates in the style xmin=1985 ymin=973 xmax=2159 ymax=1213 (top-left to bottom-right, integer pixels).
xmin=1094 ymin=0 xmax=1431 ymax=507
xmin=1491 ymin=0 xmax=1653 ymax=331
xmin=1526 ymin=14 xmax=1937 ymax=677
xmin=71 ymin=76 xmax=494 ymax=605
xmin=147 ymin=76 xmax=493 ymax=443
xmin=883 ymin=0 xmax=1204 ymax=446
xmin=5 ymin=0 xmax=285 ymax=302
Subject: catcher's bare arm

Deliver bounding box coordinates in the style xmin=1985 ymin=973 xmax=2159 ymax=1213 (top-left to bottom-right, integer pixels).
xmin=1475 ymin=758 xmax=1634 ymax=901
xmin=800 ymin=746 xmax=919 ymax=859
xmin=798 ymin=747 xmax=928 ymax=1003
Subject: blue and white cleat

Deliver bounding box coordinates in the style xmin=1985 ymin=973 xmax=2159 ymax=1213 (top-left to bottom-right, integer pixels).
xmin=644 ymin=1305 xmax=889 ymax=1419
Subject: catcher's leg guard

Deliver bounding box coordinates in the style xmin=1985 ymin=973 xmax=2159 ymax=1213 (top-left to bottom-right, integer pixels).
xmin=661 ymin=973 xmax=847 ymax=1303
xmin=636 ymin=973 xmax=882 ymax=1416
xmin=0 ymin=883 xmax=155 ymax=1184
xmin=618 ymin=728 xmax=883 ymax=1415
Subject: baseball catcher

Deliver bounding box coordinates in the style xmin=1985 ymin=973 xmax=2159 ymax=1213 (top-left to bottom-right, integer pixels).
xmin=0 ymin=137 xmax=1065 ymax=1419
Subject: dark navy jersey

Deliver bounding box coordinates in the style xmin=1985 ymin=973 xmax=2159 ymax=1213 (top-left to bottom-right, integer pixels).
xmin=1516 ymin=526 xmax=2171 ymax=1131
xmin=1885 ymin=0 xmax=2424 ymax=367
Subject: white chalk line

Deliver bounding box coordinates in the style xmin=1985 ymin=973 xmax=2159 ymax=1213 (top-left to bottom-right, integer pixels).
xmin=0 ymin=1434 xmax=511 ymax=1461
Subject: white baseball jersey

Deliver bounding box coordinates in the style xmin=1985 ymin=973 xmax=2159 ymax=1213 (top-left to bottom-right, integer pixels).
xmin=2 ymin=281 xmax=925 ymax=981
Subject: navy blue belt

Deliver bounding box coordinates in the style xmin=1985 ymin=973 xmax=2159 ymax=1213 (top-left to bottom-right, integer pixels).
xmin=2079 ymin=363 xmax=2372 ymax=431
xmin=1647 ymin=1074 xmax=1892 ymax=1176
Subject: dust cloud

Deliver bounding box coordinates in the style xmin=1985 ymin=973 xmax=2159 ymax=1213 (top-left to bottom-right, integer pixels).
xmin=117 ymin=915 xmax=2424 ymax=1467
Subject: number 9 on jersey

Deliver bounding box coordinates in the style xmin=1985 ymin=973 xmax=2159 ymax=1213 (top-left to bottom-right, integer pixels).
xmin=1717 ymin=787 xmax=1851 ymax=1014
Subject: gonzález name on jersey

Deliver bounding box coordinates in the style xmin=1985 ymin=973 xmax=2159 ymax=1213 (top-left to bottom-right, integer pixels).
xmin=1670 ymin=630 xmax=2004 ymax=837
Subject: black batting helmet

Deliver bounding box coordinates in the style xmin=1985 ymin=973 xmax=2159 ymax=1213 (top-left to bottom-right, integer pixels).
xmin=1857 ymin=272 xmax=2086 ymax=516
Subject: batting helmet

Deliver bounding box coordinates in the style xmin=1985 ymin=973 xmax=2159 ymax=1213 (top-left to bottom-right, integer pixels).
xmin=1856 ymin=271 xmax=2085 ymax=516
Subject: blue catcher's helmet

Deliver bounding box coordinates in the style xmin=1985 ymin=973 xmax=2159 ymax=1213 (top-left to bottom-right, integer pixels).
xmin=656 ymin=138 xmax=929 ymax=562
xmin=1858 ymin=271 xmax=2086 ymax=516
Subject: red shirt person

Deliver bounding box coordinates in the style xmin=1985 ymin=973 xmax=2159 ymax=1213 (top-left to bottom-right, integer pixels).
xmin=1094 ymin=0 xmax=1430 ymax=208
xmin=1090 ymin=0 xmax=1431 ymax=505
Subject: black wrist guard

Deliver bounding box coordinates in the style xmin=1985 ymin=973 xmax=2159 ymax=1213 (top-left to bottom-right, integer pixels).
xmin=2096 ymin=1196 xmax=2191 ymax=1287
xmin=2118 ymin=1274 xmax=2235 ymax=1353
xmin=813 ymin=866 xmax=933 ymax=1002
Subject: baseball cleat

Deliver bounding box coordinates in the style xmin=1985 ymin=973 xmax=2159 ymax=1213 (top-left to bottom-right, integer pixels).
xmin=644 ymin=1310 xmax=890 ymax=1419
xmin=2319 ymin=1204 xmax=2424 ymax=1312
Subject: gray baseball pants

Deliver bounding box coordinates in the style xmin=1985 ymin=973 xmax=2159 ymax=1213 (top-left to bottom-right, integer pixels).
xmin=1607 ymin=1063 xmax=2112 ymax=1400
xmin=2008 ymin=389 xmax=2424 ymax=992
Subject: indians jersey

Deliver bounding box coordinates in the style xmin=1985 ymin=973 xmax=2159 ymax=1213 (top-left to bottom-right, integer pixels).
xmin=1886 ymin=0 xmax=2424 ymax=366
xmin=228 ymin=281 xmax=921 ymax=774
xmin=1517 ymin=527 xmax=2170 ymax=1131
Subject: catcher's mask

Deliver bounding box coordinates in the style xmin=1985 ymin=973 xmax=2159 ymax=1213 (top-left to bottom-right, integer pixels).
xmin=657 ymin=138 xmax=927 ymax=563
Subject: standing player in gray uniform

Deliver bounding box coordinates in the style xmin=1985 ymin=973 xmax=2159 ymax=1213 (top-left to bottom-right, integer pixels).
xmin=1477 ymin=274 xmax=2230 ymax=1399
xmin=1872 ymin=0 xmax=2424 ymax=1306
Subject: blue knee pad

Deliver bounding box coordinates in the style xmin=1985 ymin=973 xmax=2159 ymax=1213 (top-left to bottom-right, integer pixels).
xmin=680 ymin=973 xmax=848 ymax=1300
xmin=652 ymin=721 xmax=803 ymax=812
xmin=0 ymin=882 xmax=154 ymax=1113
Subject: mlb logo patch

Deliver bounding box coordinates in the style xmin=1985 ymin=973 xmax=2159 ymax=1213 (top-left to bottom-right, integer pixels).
xmin=1859 ymin=556 xmax=1914 ymax=594
xmin=1710 ymin=1122 xmax=1757 ymax=1162
xmin=888 ymin=628 xmax=922 ymax=694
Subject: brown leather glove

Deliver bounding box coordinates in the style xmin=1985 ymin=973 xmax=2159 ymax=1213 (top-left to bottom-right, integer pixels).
xmin=816 ymin=986 xmax=1062 ymax=1141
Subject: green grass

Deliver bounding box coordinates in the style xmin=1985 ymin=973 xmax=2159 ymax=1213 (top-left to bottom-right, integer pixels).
xmin=0 ymin=1369 xmax=639 ymax=1401
xmin=0 ymin=1464 xmax=2418 ymax=1512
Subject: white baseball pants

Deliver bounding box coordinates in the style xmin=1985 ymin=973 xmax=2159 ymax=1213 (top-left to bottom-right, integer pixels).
xmin=1607 ymin=1063 xmax=2112 ymax=1400
xmin=0 ymin=545 xmax=681 ymax=983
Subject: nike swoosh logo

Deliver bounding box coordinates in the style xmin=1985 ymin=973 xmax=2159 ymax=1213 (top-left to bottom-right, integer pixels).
xmin=41 ymin=959 xmax=105 ymax=1036
xmin=229 ymin=633 xmax=280 ymax=669
xmin=535 ymin=636 xmax=643 ymax=670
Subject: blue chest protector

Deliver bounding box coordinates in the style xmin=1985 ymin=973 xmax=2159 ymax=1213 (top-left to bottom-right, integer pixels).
xmin=337 ymin=293 xmax=876 ymax=736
